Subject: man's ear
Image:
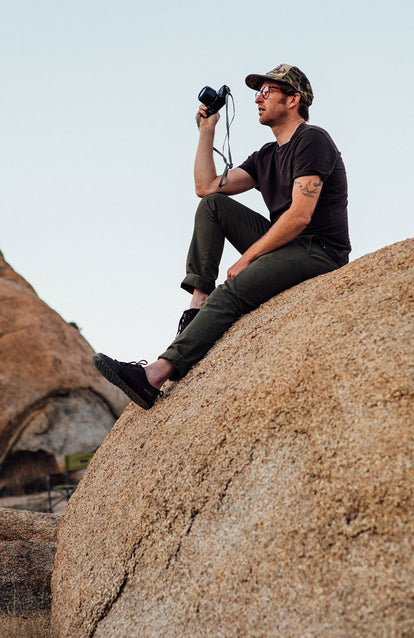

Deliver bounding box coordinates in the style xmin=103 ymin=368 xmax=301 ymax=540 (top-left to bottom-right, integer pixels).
xmin=290 ymin=93 xmax=301 ymax=107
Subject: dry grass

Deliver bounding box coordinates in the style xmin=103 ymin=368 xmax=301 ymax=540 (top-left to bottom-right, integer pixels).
xmin=0 ymin=611 xmax=56 ymax=638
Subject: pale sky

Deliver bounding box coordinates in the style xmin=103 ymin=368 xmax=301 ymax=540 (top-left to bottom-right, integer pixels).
xmin=2 ymin=0 xmax=413 ymax=363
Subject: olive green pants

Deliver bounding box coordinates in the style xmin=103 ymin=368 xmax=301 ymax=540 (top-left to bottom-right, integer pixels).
xmin=160 ymin=193 xmax=338 ymax=379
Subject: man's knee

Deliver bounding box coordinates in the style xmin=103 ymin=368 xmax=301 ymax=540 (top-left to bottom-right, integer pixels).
xmin=195 ymin=192 xmax=229 ymax=222
xmin=198 ymin=192 xmax=228 ymax=208
xmin=206 ymin=277 xmax=254 ymax=317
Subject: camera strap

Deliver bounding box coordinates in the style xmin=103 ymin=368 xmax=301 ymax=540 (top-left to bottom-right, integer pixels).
xmin=216 ymin=93 xmax=234 ymax=187
xmin=197 ymin=93 xmax=235 ymax=187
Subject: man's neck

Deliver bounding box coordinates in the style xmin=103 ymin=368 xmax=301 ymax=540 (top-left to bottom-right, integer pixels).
xmin=272 ymin=117 xmax=305 ymax=146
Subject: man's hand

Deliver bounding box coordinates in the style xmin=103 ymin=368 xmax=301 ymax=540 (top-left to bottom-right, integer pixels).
xmin=227 ymin=254 xmax=252 ymax=279
xmin=196 ymin=104 xmax=220 ymax=130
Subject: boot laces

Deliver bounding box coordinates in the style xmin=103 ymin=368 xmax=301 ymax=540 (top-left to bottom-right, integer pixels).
xmin=114 ymin=359 xmax=163 ymax=397
xmin=115 ymin=359 xmax=148 ymax=368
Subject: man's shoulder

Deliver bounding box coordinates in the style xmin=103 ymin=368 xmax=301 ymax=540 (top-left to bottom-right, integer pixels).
xmin=258 ymin=140 xmax=278 ymax=151
xmin=299 ymin=123 xmax=329 ymax=135
xmin=294 ymin=123 xmax=339 ymax=150
xmin=254 ymin=141 xmax=278 ymax=157
xmin=241 ymin=142 xmax=277 ymax=167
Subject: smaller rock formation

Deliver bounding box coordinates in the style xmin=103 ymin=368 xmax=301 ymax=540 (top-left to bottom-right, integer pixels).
xmin=0 ymin=251 xmax=128 ymax=494
xmin=0 ymin=507 xmax=60 ymax=613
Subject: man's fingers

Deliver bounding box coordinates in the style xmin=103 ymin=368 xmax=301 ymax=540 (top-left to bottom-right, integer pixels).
xmin=196 ymin=104 xmax=208 ymax=119
xmin=227 ymin=267 xmax=235 ymax=279
xmin=195 ymin=106 xmax=220 ymax=126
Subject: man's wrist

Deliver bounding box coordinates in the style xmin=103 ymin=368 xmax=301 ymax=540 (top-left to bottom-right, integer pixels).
xmin=199 ymin=125 xmax=215 ymax=139
xmin=243 ymin=247 xmax=258 ymax=264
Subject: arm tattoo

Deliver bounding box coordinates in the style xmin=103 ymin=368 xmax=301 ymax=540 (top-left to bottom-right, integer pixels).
xmin=294 ymin=178 xmax=323 ymax=198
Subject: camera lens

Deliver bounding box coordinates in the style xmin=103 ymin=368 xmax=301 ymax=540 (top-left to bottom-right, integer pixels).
xmin=198 ymin=86 xmax=217 ymax=107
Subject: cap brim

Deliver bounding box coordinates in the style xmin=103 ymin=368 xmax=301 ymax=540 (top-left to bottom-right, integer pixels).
xmin=245 ymin=74 xmax=277 ymax=91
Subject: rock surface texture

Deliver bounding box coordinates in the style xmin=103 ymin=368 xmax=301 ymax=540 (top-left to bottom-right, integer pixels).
xmin=52 ymin=240 xmax=414 ymax=638
xmin=0 ymin=251 xmax=128 ymax=493
xmin=0 ymin=507 xmax=60 ymax=612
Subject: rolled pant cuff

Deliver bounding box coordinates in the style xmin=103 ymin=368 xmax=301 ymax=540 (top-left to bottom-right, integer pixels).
xmin=180 ymin=274 xmax=215 ymax=295
xmin=158 ymin=352 xmax=188 ymax=381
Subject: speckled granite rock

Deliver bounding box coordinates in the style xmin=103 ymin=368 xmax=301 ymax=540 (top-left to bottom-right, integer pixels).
xmin=0 ymin=251 xmax=128 ymax=493
xmin=0 ymin=507 xmax=61 ymax=612
xmin=52 ymin=239 xmax=414 ymax=638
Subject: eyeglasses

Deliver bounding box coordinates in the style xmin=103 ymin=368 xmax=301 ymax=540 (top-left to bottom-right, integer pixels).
xmin=255 ymin=85 xmax=286 ymax=100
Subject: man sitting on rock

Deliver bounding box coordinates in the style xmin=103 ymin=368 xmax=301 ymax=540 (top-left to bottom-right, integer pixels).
xmin=93 ymin=64 xmax=351 ymax=409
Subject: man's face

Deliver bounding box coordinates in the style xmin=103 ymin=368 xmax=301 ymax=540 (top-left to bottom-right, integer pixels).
xmin=255 ymin=82 xmax=290 ymax=127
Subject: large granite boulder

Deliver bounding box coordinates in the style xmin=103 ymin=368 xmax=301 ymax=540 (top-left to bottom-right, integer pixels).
xmin=52 ymin=240 xmax=413 ymax=637
xmin=0 ymin=251 xmax=128 ymax=494
xmin=0 ymin=507 xmax=60 ymax=613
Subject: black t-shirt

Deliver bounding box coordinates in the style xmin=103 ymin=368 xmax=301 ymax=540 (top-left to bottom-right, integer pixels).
xmin=239 ymin=122 xmax=351 ymax=266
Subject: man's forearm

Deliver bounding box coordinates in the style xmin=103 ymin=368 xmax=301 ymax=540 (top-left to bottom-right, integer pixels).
xmin=194 ymin=127 xmax=218 ymax=196
xmin=241 ymin=175 xmax=322 ymax=264
xmin=244 ymin=207 xmax=311 ymax=262
xmin=227 ymin=207 xmax=311 ymax=280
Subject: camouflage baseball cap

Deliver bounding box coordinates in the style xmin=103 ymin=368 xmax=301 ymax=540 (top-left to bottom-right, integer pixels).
xmin=245 ymin=64 xmax=314 ymax=106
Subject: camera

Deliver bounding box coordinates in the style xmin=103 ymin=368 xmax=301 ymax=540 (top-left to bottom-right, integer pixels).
xmin=198 ymin=85 xmax=231 ymax=117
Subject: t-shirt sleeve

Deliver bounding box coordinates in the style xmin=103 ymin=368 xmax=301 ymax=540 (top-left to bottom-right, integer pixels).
xmin=238 ymin=151 xmax=259 ymax=182
xmin=293 ymin=129 xmax=338 ymax=181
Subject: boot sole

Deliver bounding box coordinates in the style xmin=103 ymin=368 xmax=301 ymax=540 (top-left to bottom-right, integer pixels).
xmin=92 ymin=354 xmax=152 ymax=410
